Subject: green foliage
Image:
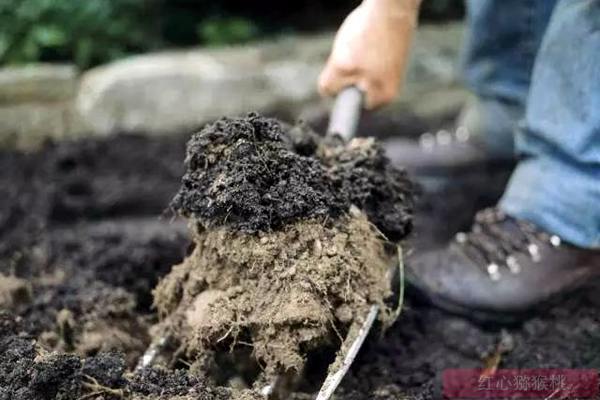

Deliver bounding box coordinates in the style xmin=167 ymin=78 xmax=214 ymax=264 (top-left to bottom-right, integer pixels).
xmin=0 ymin=0 xmax=153 ymax=68
xmin=198 ymin=16 xmax=260 ymax=47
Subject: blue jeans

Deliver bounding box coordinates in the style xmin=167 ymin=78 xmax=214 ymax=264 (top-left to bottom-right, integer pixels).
xmin=462 ymin=0 xmax=600 ymax=248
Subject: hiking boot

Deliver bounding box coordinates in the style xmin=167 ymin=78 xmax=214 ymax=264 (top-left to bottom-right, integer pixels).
xmin=406 ymin=207 xmax=600 ymax=320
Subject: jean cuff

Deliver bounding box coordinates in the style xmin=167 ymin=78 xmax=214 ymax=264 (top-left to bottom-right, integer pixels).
xmin=500 ymin=156 xmax=600 ymax=249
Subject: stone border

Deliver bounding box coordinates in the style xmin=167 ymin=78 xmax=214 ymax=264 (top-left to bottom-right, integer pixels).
xmin=0 ymin=22 xmax=465 ymax=150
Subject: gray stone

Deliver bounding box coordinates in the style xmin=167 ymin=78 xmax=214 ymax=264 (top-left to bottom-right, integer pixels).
xmin=0 ymin=63 xmax=82 ymax=150
xmin=76 ymin=48 xmax=322 ymax=135
xmin=0 ymin=64 xmax=78 ymax=104
xmin=0 ymin=101 xmax=84 ymax=149
xmin=77 ymin=52 xmax=265 ymax=135
xmin=76 ymin=22 xmax=465 ymax=136
xmin=0 ymin=22 xmax=466 ymax=149
xmin=403 ymin=22 xmax=465 ymax=96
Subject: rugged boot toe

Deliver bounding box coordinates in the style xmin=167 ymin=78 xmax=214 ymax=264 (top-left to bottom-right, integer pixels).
xmin=406 ymin=208 xmax=600 ymax=319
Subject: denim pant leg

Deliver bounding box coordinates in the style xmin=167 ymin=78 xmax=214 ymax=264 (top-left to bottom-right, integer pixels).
xmin=500 ymin=0 xmax=600 ymax=249
xmin=462 ymin=0 xmax=557 ymax=157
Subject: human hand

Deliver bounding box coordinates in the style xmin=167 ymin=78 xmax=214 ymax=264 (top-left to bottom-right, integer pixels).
xmin=318 ymin=0 xmax=420 ymax=109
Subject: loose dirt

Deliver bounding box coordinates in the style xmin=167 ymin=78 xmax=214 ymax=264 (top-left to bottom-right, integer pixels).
xmin=171 ymin=113 xmax=412 ymax=241
xmin=0 ymin=311 xmax=245 ymax=400
xmin=159 ymin=113 xmax=412 ymax=378
xmin=1 ymin=113 xmax=598 ymax=400
xmin=155 ymin=212 xmax=393 ymax=375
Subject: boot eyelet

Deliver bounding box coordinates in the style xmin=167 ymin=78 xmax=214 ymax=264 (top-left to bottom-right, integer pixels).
xmin=506 ymin=256 xmax=521 ymax=274
xmin=436 ymin=130 xmax=452 ymax=146
xmin=456 ymin=232 xmax=467 ymax=244
xmin=550 ymin=235 xmax=561 ymax=247
xmin=487 ymin=263 xmax=501 ymax=281
xmin=455 ymin=126 xmax=470 ymax=142
xmin=419 ymin=132 xmax=435 ymax=150
xmin=527 ymin=243 xmax=541 ymax=262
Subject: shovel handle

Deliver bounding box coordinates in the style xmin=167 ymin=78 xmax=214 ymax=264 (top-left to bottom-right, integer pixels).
xmin=326 ymin=86 xmax=364 ymax=140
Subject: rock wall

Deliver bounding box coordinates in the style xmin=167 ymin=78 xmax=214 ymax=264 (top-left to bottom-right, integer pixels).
xmin=0 ymin=22 xmax=465 ymax=150
xmin=0 ymin=64 xmax=84 ymax=149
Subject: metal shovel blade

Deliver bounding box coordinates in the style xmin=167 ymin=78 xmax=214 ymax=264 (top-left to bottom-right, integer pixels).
xmin=135 ymin=334 xmax=170 ymax=372
xmin=315 ymin=250 xmax=403 ymax=400
xmin=315 ymin=304 xmax=379 ymax=400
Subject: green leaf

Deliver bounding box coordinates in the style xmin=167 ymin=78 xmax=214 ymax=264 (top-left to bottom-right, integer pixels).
xmin=19 ymin=32 xmax=40 ymax=62
xmin=75 ymin=38 xmax=93 ymax=68
xmin=0 ymin=34 xmax=9 ymax=58
xmin=198 ymin=16 xmax=259 ymax=46
xmin=32 ymin=25 xmax=67 ymax=47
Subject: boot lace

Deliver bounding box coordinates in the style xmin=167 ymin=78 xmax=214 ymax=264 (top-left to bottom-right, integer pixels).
xmin=454 ymin=208 xmax=562 ymax=281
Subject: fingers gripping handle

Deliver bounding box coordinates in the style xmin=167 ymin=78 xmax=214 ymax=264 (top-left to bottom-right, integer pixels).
xmin=326 ymin=86 xmax=364 ymax=140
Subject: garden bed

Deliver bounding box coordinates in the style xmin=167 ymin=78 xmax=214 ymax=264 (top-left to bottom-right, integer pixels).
xmin=1 ymin=114 xmax=599 ymax=400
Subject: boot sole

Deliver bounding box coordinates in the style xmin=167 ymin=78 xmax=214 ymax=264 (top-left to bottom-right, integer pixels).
xmin=406 ymin=279 xmax=600 ymax=326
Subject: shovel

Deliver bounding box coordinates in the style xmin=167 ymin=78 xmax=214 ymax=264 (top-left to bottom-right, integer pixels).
xmin=317 ymin=87 xmax=408 ymax=400
xmin=137 ymin=87 xmax=396 ymax=400
xmin=314 ymin=87 xmax=377 ymax=399
xmin=326 ymin=85 xmax=364 ymax=142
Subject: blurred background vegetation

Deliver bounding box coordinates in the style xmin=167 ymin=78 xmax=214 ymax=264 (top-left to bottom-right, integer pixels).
xmin=0 ymin=0 xmax=464 ymax=69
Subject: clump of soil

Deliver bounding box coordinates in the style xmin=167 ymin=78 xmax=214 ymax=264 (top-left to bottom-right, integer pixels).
xmin=155 ymin=210 xmax=393 ymax=374
xmin=0 ymin=219 xmax=190 ymax=367
xmin=36 ymin=281 xmax=150 ymax=366
xmin=159 ymin=113 xmax=412 ymax=376
xmin=0 ymin=311 xmax=252 ymax=400
xmin=0 ymin=135 xmax=191 ymax=372
xmin=0 ymin=274 xmax=32 ymax=310
xmin=171 ymin=113 xmax=413 ymax=241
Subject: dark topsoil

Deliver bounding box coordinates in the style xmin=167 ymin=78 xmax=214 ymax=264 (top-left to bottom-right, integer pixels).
xmin=172 ymin=113 xmax=413 ymax=241
xmin=1 ymin=114 xmax=599 ymax=400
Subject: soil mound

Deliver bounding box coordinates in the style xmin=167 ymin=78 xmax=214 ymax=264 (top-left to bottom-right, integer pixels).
xmin=155 ymin=211 xmax=393 ymax=374
xmin=171 ymin=113 xmax=413 ymax=241
xmin=158 ymin=113 xmax=413 ymax=376
xmin=0 ymin=312 xmax=250 ymax=400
